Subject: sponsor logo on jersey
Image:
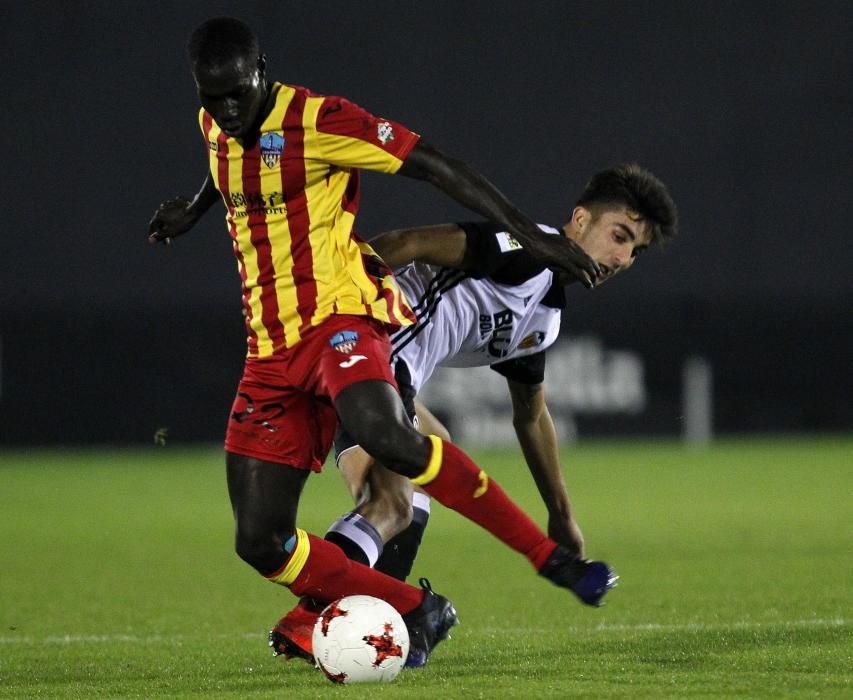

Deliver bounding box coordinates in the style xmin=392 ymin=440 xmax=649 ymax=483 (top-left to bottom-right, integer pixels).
xmin=260 ymin=132 xmax=286 ymax=168
xmin=339 ymin=354 xmax=368 ymax=368
xmin=481 ymin=310 xmax=514 ymax=358
xmin=377 ymin=121 xmax=395 ymax=145
xmin=496 ymin=231 xmax=522 ymax=252
xmin=518 ymin=331 xmax=546 ymax=349
xmin=330 ymin=330 xmax=359 ymax=354
xmin=224 ymin=190 xmax=286 ymax=216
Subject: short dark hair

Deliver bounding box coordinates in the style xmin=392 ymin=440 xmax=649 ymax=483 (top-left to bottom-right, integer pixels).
xmin=576 ymin=163 xmax=678 ymax=246
xmin=187 ymin=17 xmax=259 ymax=69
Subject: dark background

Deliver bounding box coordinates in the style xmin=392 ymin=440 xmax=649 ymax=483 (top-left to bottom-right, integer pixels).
xmin=2 ymin=1 xmax=851 ymax=445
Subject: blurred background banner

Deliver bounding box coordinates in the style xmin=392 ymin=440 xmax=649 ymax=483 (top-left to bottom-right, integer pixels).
xmin=1 ymin=1 xmax=851 ymax=445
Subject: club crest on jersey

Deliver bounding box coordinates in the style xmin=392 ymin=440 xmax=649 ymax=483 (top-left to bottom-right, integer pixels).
xmin=496 ymin=231 xmax=522 ymax=252
xmin=518 ymin=331 xmax=546 ymax=349
xmin=376 ymin=121 xmax=395 ymax=145
xmin=329 ymin=330 xmax=359 ymax=354
xmin=259 ymin=132 xmax=285 ymax=168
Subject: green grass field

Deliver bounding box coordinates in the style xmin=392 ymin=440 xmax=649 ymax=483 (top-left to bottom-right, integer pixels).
xmin=1 ymin=438 xmax=850 ymax=698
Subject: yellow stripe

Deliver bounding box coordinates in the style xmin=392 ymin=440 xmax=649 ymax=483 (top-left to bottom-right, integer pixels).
xmin=266 ymin=529 xmax=310 ymax=586
xmin=223 ymin=133 xmax=276 ymax=357
xmin=263 ymin=88 xmax=301 ymax=348
xmin=473 ymin=470 xmax=489 ymax=498
xmin=303 ymin=96 xmax=376 ymax=330
xmin=313 ymin=131 xmax=406 ymax=173
xmin=354 ymin=239 xmax=415 ymax=326
xmin=302 ymin=96 xmax=340 ymax=329
xmin=411 ymin=435 xmax=443 ymax=486
xmin=383 ymin=274 xmax=415 ymax=326
xmin=202 ymin=115 xmax=269 ymax=354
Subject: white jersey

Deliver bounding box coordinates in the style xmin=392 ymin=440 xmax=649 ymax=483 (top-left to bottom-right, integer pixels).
xmin=389 ymin=222 xmax=565 ymax=394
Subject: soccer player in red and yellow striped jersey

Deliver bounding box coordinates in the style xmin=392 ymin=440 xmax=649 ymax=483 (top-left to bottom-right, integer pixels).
xmin=200 ymin=82 xmax=419 ymax=357
xmin=148 ymin=17 xmax=611 ymax=668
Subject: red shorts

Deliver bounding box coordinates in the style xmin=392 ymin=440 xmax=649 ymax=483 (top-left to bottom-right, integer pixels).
xmin=224 ymin=315 xmax=397 ymax=471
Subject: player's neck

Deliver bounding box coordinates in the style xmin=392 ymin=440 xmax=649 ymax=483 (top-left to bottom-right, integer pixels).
xmin=240 ymin=80 xmax=277 ymax=146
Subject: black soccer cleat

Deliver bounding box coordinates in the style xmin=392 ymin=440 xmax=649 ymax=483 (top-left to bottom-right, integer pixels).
xmin=538 ymin=545 xmax=619 ymax=607
xmin=401 ymin=578 xmax=458 ymax=669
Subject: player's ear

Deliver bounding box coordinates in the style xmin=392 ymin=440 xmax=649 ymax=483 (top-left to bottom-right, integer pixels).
xmin=571 ymin=206 xmax=590 ymax=232
xmin=257 ymin=54 xmax=267 ymax=76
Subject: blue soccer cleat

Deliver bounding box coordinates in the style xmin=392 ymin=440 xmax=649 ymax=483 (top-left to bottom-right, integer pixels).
xmin=538 ymin=545 xmax=619 ymax=607
xmin=401 ymin=578 xmax=458 ymax=668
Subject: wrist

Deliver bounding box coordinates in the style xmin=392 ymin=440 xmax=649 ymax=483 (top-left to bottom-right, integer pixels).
xmin=548 ymin=503 xmax=573 ymax=520
xmin=186 ymin=200 xmax=207 ymax=222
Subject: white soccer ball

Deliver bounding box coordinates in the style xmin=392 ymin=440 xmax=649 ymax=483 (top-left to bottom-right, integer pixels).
xmin=312 ymin=595 xmax=409 ymax=684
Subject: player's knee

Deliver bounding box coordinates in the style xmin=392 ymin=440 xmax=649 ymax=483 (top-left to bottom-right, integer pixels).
xmin=234 ymin=524 xmax=286 ymax=573
xmin=384 ymin=492 xmax=414 ymax=539
xmin=359 ymin=428 xmax=428 ymax=477
xmin=233 ymin=530 xmax=265 ymax=568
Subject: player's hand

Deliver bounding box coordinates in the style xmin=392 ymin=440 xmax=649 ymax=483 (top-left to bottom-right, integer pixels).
xmin=548 ymin=514 xmax=585 ymax=558
xmin=522 ymin=233 xmax=600 ymax=288
xmin=147 ymin=197 xmax=198 ymax=245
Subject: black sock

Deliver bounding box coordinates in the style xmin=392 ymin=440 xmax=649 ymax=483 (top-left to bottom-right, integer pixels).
xmin=324 ymin=512 xmax=384 ymax=567
xmin=375 ymin=493 xmax=431 ymax=581
xmin=324 ymin=530 xmax=369 ymax=565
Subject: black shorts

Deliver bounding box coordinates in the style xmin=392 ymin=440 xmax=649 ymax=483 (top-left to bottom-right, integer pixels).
xmin=333 ymin=359 xmax=418 ymax=465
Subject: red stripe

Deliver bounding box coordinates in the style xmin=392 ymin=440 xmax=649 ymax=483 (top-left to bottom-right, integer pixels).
xmin=395 ymin=287 xmax=417 ymax=324
xmin=242 ymin=134 xmax=285 ymax=352
xmin=279 ymin=89 xmax=318 ymax=336
xmin=340 ymin=171 xmax=360 ymax=216
xmin=314 ymin=95 xmax=420 ymax=163
xmin=205 ymin=112 xmax=259 ymax=355
xmin=378 ymin=285 xmax=412 ymax=327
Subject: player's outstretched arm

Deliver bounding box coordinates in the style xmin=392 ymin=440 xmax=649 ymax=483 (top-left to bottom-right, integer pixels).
xmin=147 ymin=172 xmax=219 ymax=245
xmin=370 ymin=224 xmax=468 ymax=269
xmin=506 ymin=378 xmax=585 ymax=557
xmin=397 ymin=140 xmax=600 ymax=287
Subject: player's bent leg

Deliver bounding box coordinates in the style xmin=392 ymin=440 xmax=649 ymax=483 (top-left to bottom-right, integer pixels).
xmin=335 ymin=444 xmax=374 ymax=504
xmin=335 ymin=381 xmax=556 ymax=567
xmin=226 ymin=451 xmax=307 ymax=575
xmin=226 ymin=452 xmax=432 ymax=611
xmin=371 ymin=399 xmax=444 ymax=580
xmin=226 ymin=451 xmax=451 ymax=664
xmin=334 ymin=380 xmax=618 ymax=604
xmin=334 ymin=445 xmax=427 ymax=581
xmin=326 ymin=449 xmax=413 ymax=568
xmin=374 ymin=489 xmax=430 ymax=581
xmin=325 ymin=446 xmax=385 ymax=566
xmin=356 ymin=464 xmax=415 ymax=541
xmin=334 ymin=380 xmax=432 ymax=478
xmin=337 ymin=448 xmax=415 ymax=541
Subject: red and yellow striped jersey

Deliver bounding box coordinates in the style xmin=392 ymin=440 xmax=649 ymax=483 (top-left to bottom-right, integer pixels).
xmin=200 ymin=82 xmax=419 ymax=357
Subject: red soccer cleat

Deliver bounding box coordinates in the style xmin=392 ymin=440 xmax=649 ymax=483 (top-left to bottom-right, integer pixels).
xmin=268 ymin=597 xmax=324 ymax=664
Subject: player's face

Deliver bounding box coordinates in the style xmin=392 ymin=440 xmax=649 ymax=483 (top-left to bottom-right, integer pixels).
xmin=570 ymin=206 xmax=651 ymax=287
xmin=193 ymin=54 xmax=267 ymax=139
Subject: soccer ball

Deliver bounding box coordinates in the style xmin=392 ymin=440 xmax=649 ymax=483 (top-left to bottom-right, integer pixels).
xmin=312 ymin=595 xmax=409 ymax=684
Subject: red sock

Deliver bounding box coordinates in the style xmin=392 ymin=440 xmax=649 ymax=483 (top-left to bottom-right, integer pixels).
xmin=268 ymin=531 xmax=424 ymax=614
xmin=415 ymin=438 xmax=557 ymax=570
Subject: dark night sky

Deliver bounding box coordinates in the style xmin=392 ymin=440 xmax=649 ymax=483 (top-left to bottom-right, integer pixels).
xmin=3 ymin=1 xmax=851 ymax=315
xmin=2 ymin=1 xmax=852 ymax=442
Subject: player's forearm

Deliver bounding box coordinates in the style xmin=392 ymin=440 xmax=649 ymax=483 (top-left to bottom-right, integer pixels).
xmin=187 ymin=172 xmax=219 ymax=221
xmin=399 ymin=141 xmax=544 ymax=248
xmin=371 ymin=224 xmax=467 ymax=269
xmin=514 ymin=412 xmax=573 ymax=519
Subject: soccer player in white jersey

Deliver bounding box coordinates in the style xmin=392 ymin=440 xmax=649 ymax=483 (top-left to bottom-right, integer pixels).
xmin=271 ymin=163 xmax=677 ymax=661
